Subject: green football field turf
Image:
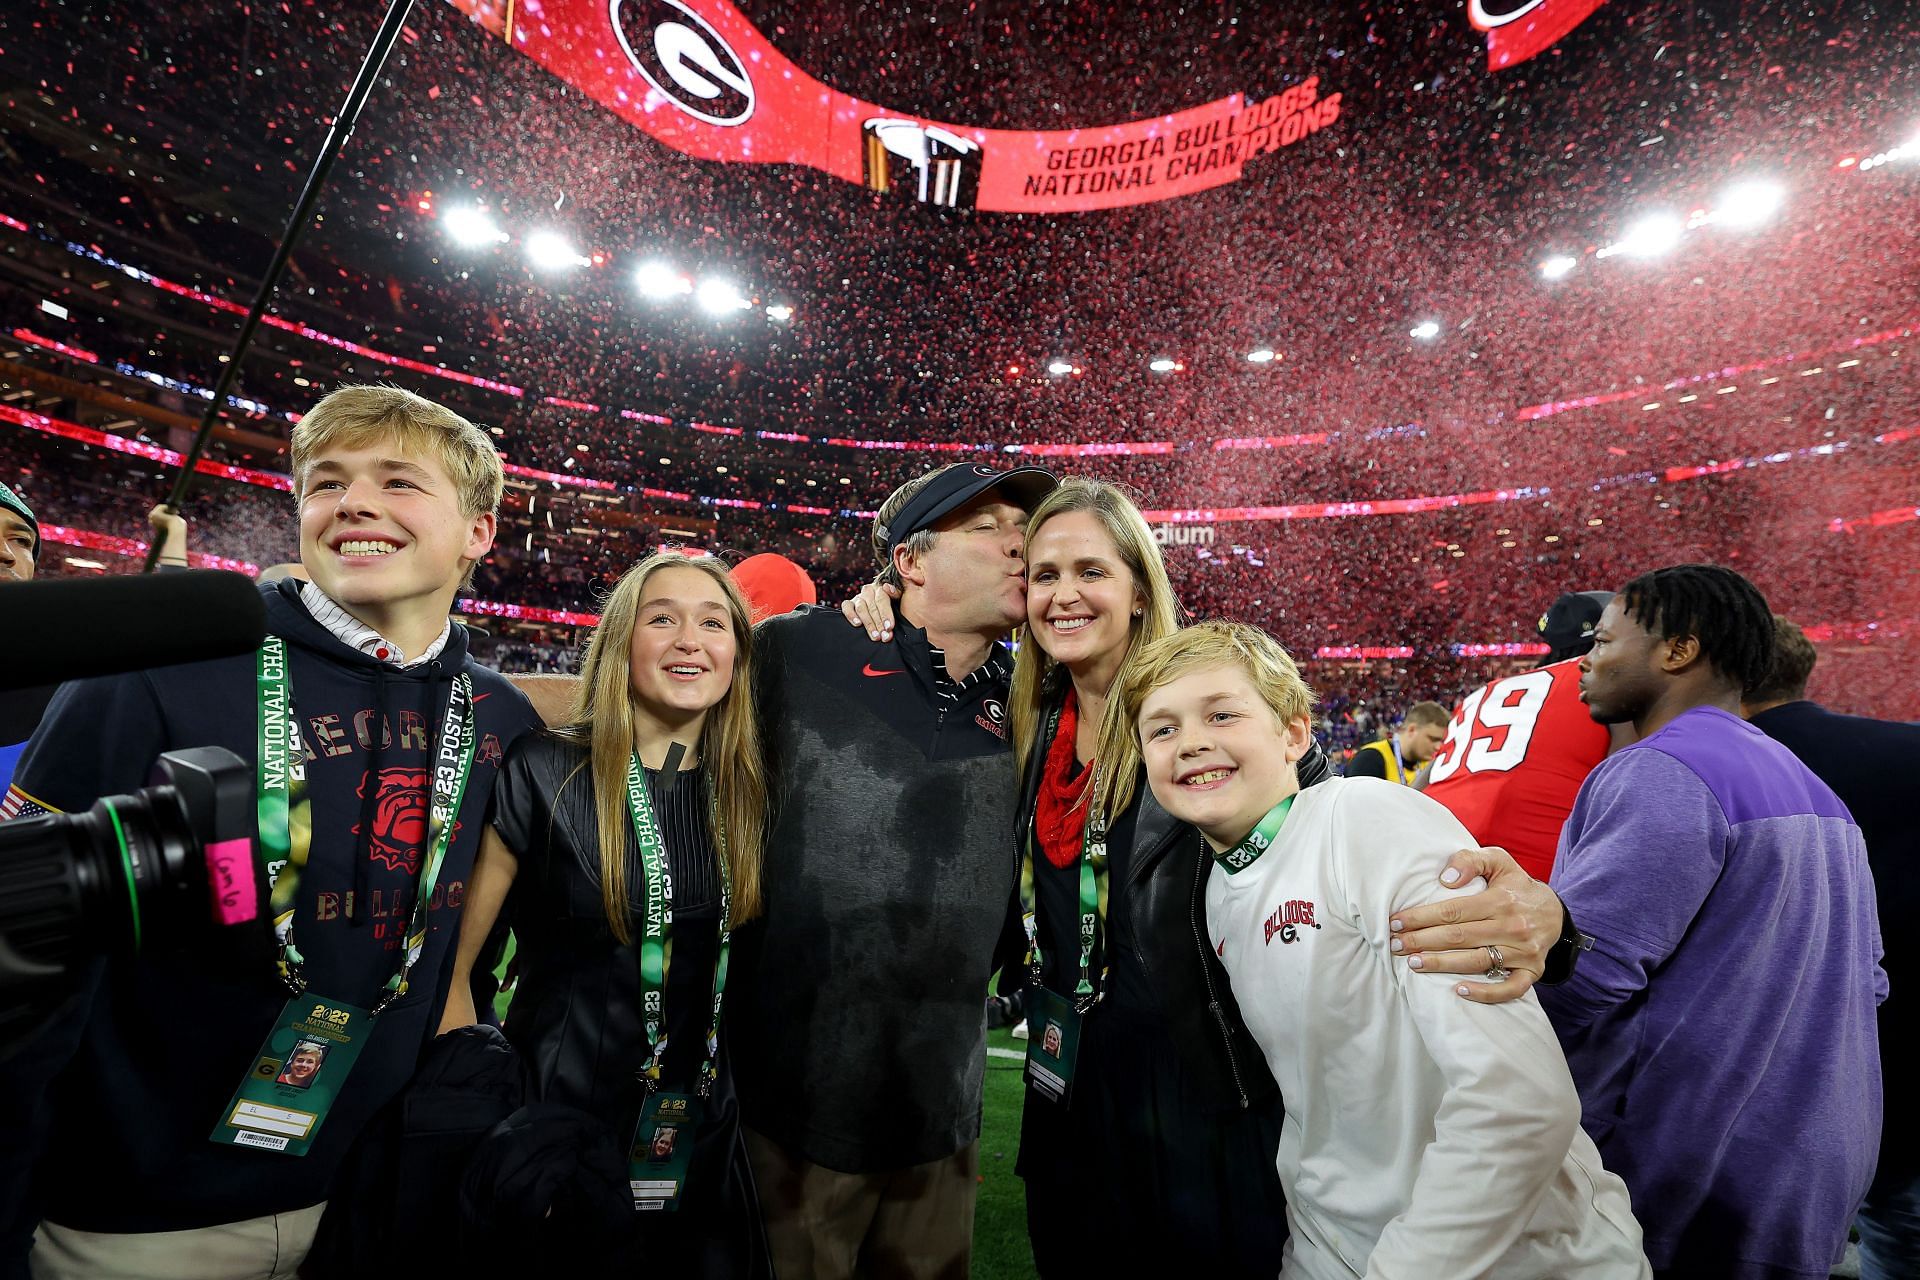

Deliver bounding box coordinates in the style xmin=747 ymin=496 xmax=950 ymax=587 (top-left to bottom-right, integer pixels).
xmin=490 ymin=953 xmax=1865 ymax=1277
xmin=974 ymin=1027 xmax=1040 ymax=1279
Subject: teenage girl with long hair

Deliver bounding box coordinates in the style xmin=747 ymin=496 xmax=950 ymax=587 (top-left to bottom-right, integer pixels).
xmin=441 ymin=551 xmax=771 ymax=1276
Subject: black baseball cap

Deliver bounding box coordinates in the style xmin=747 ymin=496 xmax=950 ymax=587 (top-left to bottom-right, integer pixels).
xmin=1539 ymin=590 xmax=1615 ymax=660
xmin=875 ymin=463 xmax=1057 ymax=556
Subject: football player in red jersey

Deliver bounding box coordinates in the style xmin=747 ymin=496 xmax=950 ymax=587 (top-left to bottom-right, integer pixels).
xmin=1424 ymin=592 xmax=1630 ymax=881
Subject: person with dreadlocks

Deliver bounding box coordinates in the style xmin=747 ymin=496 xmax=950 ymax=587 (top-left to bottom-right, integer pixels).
xmin=1538 ymin=564 xmax=1885 ymax=1280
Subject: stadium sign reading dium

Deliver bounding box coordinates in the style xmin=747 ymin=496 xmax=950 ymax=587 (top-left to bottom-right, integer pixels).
xmin=1153 ymin=523 xmax=1215 ymax=547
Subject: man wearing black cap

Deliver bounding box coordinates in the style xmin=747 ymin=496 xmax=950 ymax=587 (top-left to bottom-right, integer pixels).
xmin=731 ymin=461 xmax=1055 ymax=1280
xmin=1423 ymin=590 xmax=1625 ymax=881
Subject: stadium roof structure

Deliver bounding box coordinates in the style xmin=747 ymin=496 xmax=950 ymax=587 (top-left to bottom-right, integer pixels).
xmin=0 ymin=0 xmax=1915 ymax=709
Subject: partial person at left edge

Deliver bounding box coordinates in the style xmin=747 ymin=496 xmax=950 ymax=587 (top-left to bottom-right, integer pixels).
xmin=0 ymin=386 xmax=541 ymax=1280
xmin=0 ymin=479 xmax=45 ymax=799
xmin=0 ymin=485 xmax=191 ymax=797
xmin=0 ymin=481 xmax=38 ymax=587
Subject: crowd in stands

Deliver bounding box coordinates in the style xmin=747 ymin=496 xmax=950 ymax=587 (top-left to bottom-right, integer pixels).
xmin=4 ymin=0 xmax=1917 ymax=449
xmin=465 ymin=628 xmax=582 ymax=676
xmin=2 ymin=0 xmax=1917 ymax=721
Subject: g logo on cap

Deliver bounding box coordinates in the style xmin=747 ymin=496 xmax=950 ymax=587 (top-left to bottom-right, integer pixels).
xmin=610 ymin=0 xmax=756 ymax=126
xmin=971 ymin=464 xmax=997 ymax=477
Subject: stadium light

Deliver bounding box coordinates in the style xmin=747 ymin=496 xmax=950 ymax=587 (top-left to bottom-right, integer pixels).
xmin=1246 ymin=347 xmax=1277 ymax=363
xmin=1712 ymin=180 xmax=1786 ymax=229
xmin=1600 ymin=212 xmax=1684 ymax=259
xmin=1047 ymin=359 xmax=1074 ymax=376
xmin=441 ymin=206 xmax=508 ymax=246
xmin=1539 ymin=255 xmax=1577 ymax=280
xmin=1857 ymin=135 xmax=1920 ymax=171
xmin=1148 ymin=357 xmax=1178 ymax=373
xmin=696 ymin=278 xmax=753 ymax=315
xmin=525 ymin=230 xmax=589 ymax=270
xmin=1409 ymin=320 xmax=1441 ymax=341
xmin=634 ymin=261 xmax=693 ymax=300
xmin=765 ymin=303 xmax=794 ymax=322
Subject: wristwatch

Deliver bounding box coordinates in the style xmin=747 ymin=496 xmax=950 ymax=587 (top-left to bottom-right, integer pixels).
xmin=1540 ymin=902 xmax=1595 ymax=986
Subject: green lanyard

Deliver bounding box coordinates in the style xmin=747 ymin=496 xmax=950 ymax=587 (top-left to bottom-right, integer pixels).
xmin=257 ymin=636 xmax=309 ymax=976
xmin=1212 ymin=794 xmax=1296 ymax=876
xmin=625 ymin=753 xmax=732 ymax=1098
xmin=255 ymin=636 xmax=478 ymax=1012
xmin=1019 ymin=703 xmax=1108 ymax=1010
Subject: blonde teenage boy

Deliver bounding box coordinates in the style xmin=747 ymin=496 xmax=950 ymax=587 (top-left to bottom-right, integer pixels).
xmin=1121 ymin=621 xmax=1648 ymax=1280
xmin=0 ymin=386 xmax=540 ymax=1280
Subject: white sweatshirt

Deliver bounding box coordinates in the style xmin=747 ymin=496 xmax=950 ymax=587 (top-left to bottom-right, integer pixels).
xmin=1205 ymin=777 xmax=1649 ymax=1280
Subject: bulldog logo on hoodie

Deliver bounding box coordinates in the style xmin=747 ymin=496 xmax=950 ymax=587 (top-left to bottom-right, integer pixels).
xmin=352 ymin=767 xmax=459 ymax=873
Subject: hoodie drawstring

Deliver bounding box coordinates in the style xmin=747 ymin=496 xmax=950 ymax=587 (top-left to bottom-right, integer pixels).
xmin=348 ymin=664 xmax=390 ymax=924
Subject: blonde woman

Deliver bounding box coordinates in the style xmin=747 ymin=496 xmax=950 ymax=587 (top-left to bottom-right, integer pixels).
xmin=846 ymin=478 xmax=1317 ymax=1273
xmin=440 ymin=551 xmax=771 ymax=1276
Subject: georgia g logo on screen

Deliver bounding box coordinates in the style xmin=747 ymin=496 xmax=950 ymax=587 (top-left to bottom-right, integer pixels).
xmin=610 ymin=0 xmax=755 ymax=125
xmin=1466 ymin=0 xmax=1551 ymax=30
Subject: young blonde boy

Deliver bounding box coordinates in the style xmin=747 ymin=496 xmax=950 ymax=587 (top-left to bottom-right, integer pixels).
xmin=1121 ymin=621 xmax=1648 ymax=1279
xmin=1 ymin=386 xmax=540 ymax=1279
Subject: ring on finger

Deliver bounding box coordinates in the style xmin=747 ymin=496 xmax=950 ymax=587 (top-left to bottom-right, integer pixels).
xmin=1484 ymin=944 xmax=1509 ymax=981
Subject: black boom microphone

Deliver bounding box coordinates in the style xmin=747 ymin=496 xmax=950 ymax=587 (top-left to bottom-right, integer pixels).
xmin=0 ymin=570 xmax=268 ymax=691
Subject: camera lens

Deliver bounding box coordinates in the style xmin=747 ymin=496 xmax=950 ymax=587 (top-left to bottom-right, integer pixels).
xmin=0 ymin=786 xmax=205 ymax=975
xmin=0 ymin=749 xmax=259 ymax=1063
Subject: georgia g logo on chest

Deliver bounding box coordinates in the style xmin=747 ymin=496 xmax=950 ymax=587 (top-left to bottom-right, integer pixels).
xmin=1263 ymin=898 xmax=1320 ymax=946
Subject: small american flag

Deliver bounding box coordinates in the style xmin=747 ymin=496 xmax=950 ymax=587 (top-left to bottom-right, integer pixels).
xmin=0 ymin=785 xmax=55 ymax=822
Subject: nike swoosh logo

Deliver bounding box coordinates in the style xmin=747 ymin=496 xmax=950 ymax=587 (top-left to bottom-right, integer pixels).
xmin=473 ymin=692 xmax=492 ymax=703
xmin=862 ymin=663 xmax=906 ymax=678
xmin=1216 ymin=938 xmax=1227 ymax=958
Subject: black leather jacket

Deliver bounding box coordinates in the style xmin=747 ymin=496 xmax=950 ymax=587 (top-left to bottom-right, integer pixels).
xmin=1004 ymin=697 xmax=1333 ymax=1109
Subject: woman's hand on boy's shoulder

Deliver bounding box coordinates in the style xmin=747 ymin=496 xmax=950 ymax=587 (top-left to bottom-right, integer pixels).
xmin=1386 ymin=845 xmax=1565 ymax=1004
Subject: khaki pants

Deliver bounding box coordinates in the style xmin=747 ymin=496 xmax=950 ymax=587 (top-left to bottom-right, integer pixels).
xmin=745 ymin=1129 xmax=977 ymax=1280
xmin=30 ymin=1203 xmax=325 ymax=1280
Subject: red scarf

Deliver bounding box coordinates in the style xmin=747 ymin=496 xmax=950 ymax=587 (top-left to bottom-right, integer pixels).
xmin=1034 ymin=688 xmax=1092 ymax=870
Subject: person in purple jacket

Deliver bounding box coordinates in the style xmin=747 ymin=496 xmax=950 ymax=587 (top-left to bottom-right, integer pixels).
xmin=1539 ymin=563 xmax=1885 ymax=1280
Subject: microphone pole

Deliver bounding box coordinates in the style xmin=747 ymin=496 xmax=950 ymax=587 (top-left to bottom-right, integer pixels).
xmin=143 ymin=0 xmax=420 ymax=572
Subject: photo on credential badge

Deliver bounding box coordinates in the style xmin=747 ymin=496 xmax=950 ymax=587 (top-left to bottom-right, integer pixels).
xmin=273 ymin=1039 xmax=329 ymax=1090
xmin=209 ymin=998 xmax=372 ymax=1156
xmin=629 ymin=1092 xmax=700 ymax=1211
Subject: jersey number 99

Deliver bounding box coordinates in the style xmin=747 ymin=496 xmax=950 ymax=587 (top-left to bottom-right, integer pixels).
xmin=1427 ymin=669 xmax=1555 ymax=783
